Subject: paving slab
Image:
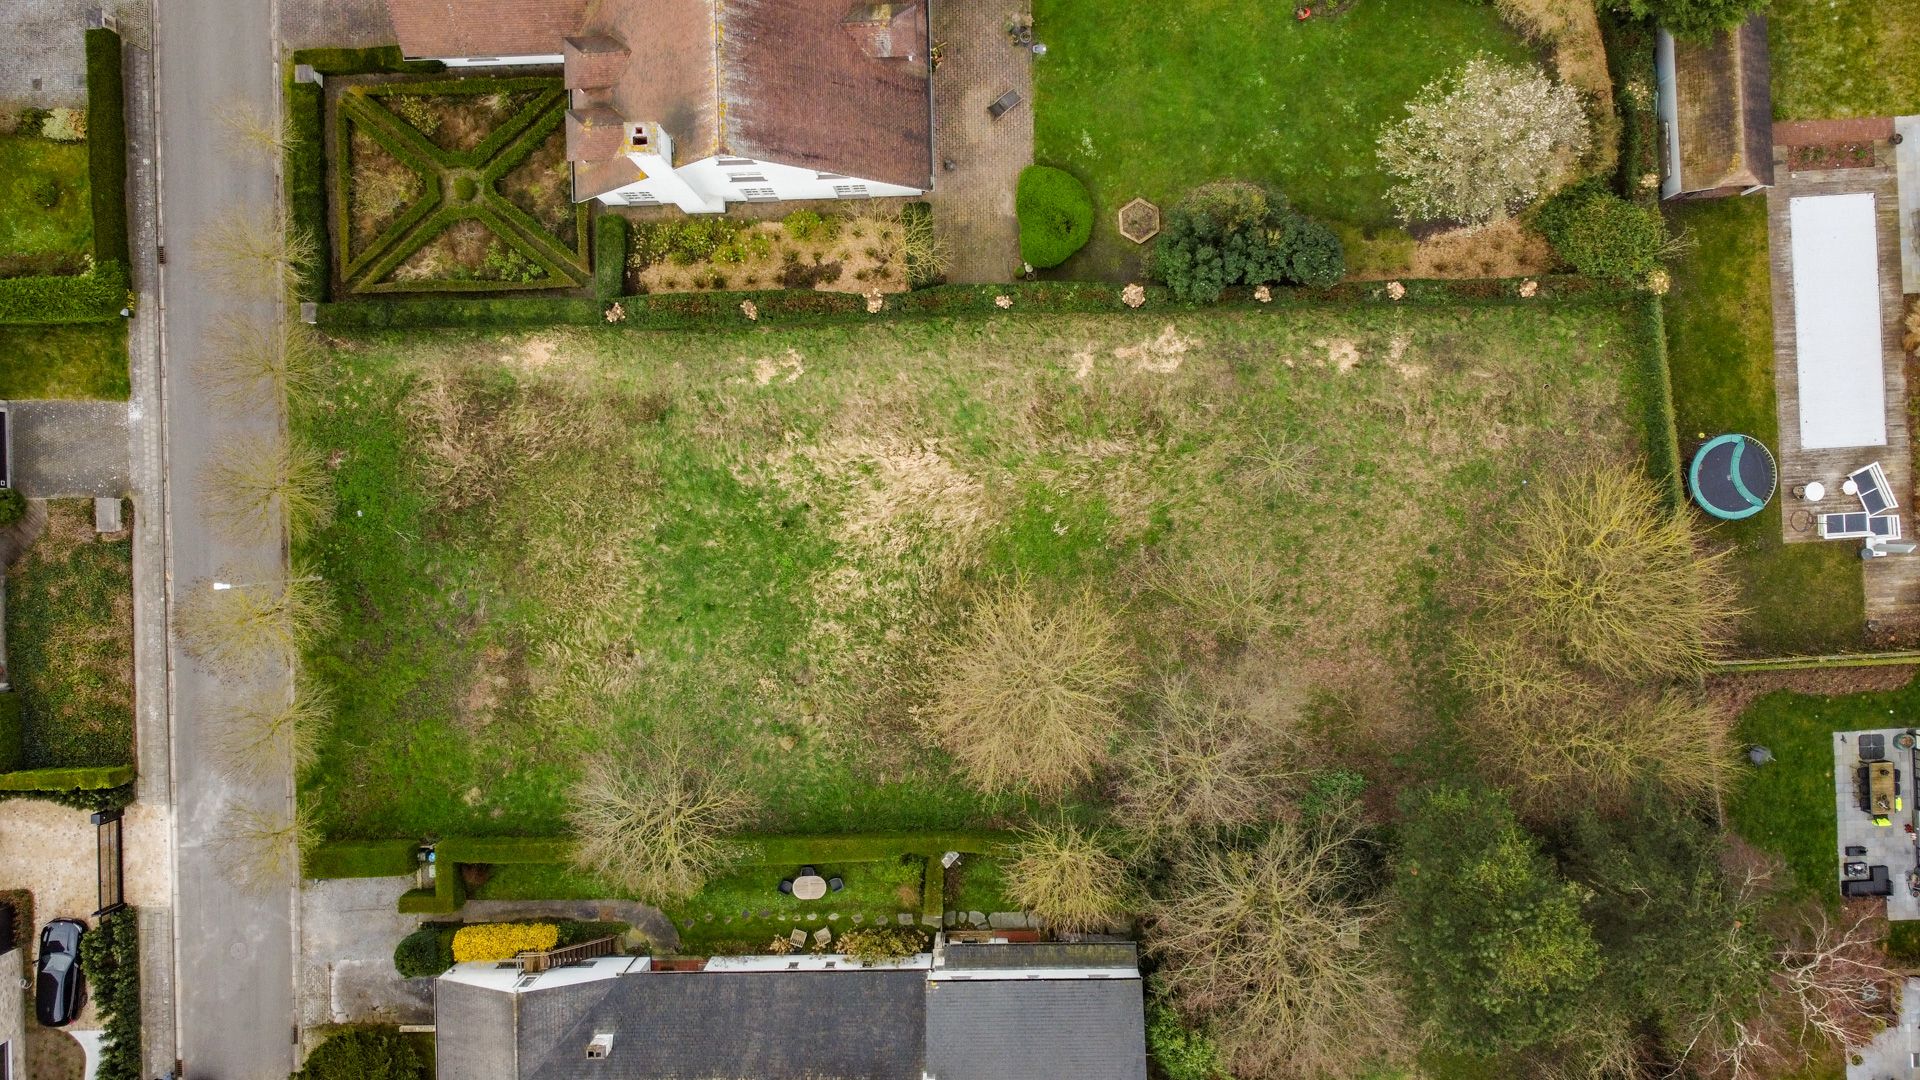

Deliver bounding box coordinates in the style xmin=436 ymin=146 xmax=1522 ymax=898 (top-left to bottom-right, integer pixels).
xmin=299 ymin=877 xmax=435 ymax=1027
xmin=1831 ymin=727 xmax=1920 ymax=920
xmin=1847 ymin=975 xmax=1920 ymax=1080
xmin=8 ymin=401 xmax=130 ymax=498
xmin=1897 ymin=115 xmax=1920 ymax=295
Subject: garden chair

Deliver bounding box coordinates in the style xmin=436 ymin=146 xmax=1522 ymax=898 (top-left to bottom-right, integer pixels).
xmin=813 ymin=928 xmax=832 ymax=948
xmin=779 ymin=879 xmax=794 ymax=895
xmin=799 ymin=865 xmax=818 ymax=877
xmin=789 ymin=929 xmax=807 ymax=948
xmin=827 ymin=877 xmax=844 ymax=893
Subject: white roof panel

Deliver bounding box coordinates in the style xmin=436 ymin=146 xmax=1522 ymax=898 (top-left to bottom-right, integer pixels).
xmin=1790 ymin=192 xmax=1887 ymax=450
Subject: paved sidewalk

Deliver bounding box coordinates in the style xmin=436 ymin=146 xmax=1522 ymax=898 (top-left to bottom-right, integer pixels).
xmin=280 ymin=0 xmax=394 ymax=50
xmin=927 ymin=1 xmax=1032 ymax=283
xmin=122 ymin=30 xmax=179 ymax=1077
xmin=9 ymin=401 xmax=130 ymax=498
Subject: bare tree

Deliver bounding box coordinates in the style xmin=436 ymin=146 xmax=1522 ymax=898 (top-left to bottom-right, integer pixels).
xmin=208 ymin=673 xmax=332 ymax=782
xmin=201 ymin=433 xmax=336 ymax=542
xmin=883 ymin=208 xmax=952 ymax=282
xmin=1148 ymin=813 xmax=1403 ymax=1080
xmin=565 ymin=737 xmax=760 ymax=904
xmin=212 ymin=801 xmax=320 ymax=893
xmin=1478 ymin=463 xmax=1739 ymax=679
xmin=1004 ymin=821 xmax=1132 ymax=932
xmin=196 ymin=312 xmax=323 ymax=410
xmin=1693 ymin=905 xmax=1899 ymax=1079
xmin=221 ymin=101 xmax=298 ymax=162
xmin=174 ymin=569 xmax=336 ymax=680
xmin=201 ymin=210 xmax=317 ymax=298
xmin=1114 ymin=676 xmax=1295 ymax=843
xmin=923 ymin=583 xmax=1137 ymax=796
xmin=1468 ymin=687 xmax=1738 ymax=814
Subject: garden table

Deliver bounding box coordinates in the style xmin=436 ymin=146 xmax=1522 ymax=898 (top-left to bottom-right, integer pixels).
xmin=792 ymin=875 xmax=828 ymax=900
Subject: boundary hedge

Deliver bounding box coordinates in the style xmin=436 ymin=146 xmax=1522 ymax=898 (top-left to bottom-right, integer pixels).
xmin=0 ymin=261 xmax=127 ymax=324
xmin=84 ymin=29 xmax=129 ymax=268
xmin=318 ymin=275 xmax=1631 ymax=332
xmin=0 ymin=694 xmax=20 ymax=773
xmin=78 ymin=907 xmax=139 ymax=1080
xmin=304 ymin=838 xmax=417 ymax=879
xmin=286 ymin=76 xmax=329 ymax=303
xmin=289 ymin=45 xmax=444 ymax=76
xmin=1632 ymin=294 xmax=1684 ymax=509
xmin=0 ymin=763 xmax=135 ymax=790
xmin=593 ymin=214 xmax=627 ymax=300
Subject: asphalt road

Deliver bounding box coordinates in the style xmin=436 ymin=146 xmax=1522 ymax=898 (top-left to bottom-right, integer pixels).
xmin=152 ymin=0 xmax=298 ymax=1073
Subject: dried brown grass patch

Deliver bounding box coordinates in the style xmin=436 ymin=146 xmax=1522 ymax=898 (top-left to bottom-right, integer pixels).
xmin=1405 ymin=218 xmax=1556 ymax=279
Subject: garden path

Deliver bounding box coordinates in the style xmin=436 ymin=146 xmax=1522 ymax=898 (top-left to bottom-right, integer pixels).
xmin=927 ymin=0 xmax=1033 ymax=282
xmin=1764 ymin=139 xmax=1920 ymax=629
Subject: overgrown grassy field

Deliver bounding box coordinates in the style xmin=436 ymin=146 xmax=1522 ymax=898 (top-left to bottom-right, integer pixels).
xmin=1663 ymin=197 xmax=1863 ymax=656
xmin=0 ymin=324 xmax=129 ymax=400
xmin=0 ymin=135 xmax=92 ymax=276
xmin=1031 ymin=0 xmax=1531 ymax=279
xmin=1770 ymin=0 xmax=1920 ymax=120
xmin=297 ymin=301 xmax=1663 ymax=843
xmin=6 ymin=499 xmax=134 ymax=768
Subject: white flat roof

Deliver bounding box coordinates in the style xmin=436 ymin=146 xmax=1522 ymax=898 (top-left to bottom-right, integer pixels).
xmin=1791 ymin=192 xmax=1887 ymax=450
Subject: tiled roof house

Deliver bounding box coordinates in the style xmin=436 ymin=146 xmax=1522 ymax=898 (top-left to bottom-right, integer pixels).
xmin=432 ymin=939 xmax=1149 ymax=1080
xmin=385 ymin=0 xmax=934 ymax=211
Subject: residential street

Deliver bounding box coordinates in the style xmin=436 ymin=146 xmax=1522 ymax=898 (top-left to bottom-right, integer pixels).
xmin=151 ymin=0 xmax=297 ymax=1074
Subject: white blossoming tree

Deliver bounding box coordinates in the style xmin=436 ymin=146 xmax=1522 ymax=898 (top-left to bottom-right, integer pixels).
xmin=1377 ymin=59 xmax=1590 ymax=227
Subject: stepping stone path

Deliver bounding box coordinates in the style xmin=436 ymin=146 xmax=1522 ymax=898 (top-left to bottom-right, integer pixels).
xmin=851 ymin=913 xmax=865 ymax=924
xmin=897 ymin=914 xmax=914 ymax=926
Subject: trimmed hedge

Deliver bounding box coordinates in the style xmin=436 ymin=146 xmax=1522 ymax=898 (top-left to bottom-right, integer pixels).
xmin=77 ymin=907 xmax=139 ymax=1080
xmin=84 ymin=29 xmax=129 ymax=268
xmin=741 ymin=831 xmax=1013 ymax=865
xmin=1632 ymin=293 xmax=1684 ymax=509
xmin=289 ymin=45 xmax=444 ymax=76
xmin=304 ymin=838 xmax=418 ymax=879
xmin=0 ymin=763 xmax=135 ymax=790
xmin=594 ymin=214 xmax=628 ymax=300
xmin=0 ymin=262 xmax=127 ymax=324
xmin=294 ymin=1026 xmax=431 ymax=1080
xmin=1016 ymin=165 xmax=1094 ymax=269
xmin=0 ymin=694 xmax=21 ymax=774
xmin=286 ymin=77 xmax=330 ymax=303
xmin=1534 ymin=181 xmax=1673 ymax=283
xmin=393 ymin=925 xmax=456 ymax=978
xmin=318 ymin=276 xmax=1624 ymax=333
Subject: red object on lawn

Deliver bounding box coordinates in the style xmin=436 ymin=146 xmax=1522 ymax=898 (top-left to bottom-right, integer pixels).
xmin=1296 ymin=6 xmax=1311 ymax=18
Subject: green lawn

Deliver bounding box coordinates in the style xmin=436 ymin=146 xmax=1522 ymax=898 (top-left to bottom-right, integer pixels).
xmin=1728 ymin=678 xmax=1920 ymax=901
xmin=6 ymin=500 xmax=134 ymax=768
xmin=1031 ymin=0 xmax=1531 ymax=279
xmin=297 ymin=299 xmax=1664 ymax=848
xmin=0 ymin=323 xmax=129 ymax=400
xmin=1770 ymin=0 xmax=1920 ymax=120
xmin=0 ymin=134 xmax=92 ymax=276
xmin=1662 ymin=197 xmax=1863 ymax=657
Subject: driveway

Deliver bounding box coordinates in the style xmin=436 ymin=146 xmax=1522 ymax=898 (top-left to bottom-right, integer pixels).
xmin=298 ymin=877 xmax=433 ymax=1030
xmin=8 ymin=402 xmax=130 ymax=498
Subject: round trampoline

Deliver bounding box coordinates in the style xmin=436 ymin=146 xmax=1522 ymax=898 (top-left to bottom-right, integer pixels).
xmin=1688 ymin=433 xmax=1776 ymax=520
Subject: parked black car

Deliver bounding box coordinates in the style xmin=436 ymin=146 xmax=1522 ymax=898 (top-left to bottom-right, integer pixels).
xmin=35 ymin=919 xmax=86 ymax=1026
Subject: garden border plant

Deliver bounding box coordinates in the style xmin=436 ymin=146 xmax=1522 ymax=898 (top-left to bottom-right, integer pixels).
xmin=330 ymin=77 xmax=589 ymax=295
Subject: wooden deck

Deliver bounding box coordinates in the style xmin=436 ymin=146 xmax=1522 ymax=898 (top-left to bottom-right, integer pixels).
xmin=1765 ymin=138 xmax=1920 ymax=627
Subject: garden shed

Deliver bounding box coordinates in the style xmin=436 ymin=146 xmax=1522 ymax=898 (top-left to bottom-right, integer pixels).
xmin=1655 ymin=15 xmax=1773 ymax=200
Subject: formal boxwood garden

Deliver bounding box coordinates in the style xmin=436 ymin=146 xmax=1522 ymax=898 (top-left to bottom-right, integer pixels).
xmin=329 ymin=76 xmax=588 ymax=296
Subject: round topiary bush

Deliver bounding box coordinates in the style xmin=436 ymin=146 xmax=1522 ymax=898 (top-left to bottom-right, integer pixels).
xmin=392 ymin=926 xmax=454 ymax=978
xmin=1016 ymin=165 xmax=1094 ymax=269
xmin=0 ymin=489 xmax=27 ymax=529
xmin=1535 ymin=183 xmax=1675 ymax=283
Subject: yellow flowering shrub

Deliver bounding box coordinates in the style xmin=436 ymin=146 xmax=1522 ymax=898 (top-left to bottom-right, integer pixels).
xmin=451 ymin=922 xmax=560 ymax=962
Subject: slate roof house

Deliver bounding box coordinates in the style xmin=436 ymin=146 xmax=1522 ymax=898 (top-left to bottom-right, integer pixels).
xmin=1654 ymin=15 xmax=1774 ymax=199
xmin=433 ymin=939 xmax=1148 ymax=1080
xmin=384 ymin=0 xmax=934 ymax=211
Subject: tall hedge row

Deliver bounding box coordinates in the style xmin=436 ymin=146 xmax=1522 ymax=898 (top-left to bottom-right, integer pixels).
xmin=0 ymin=694 xmax=21 ymax=773
xmin=287 ymin=77 xmax=330 ymax=302
xmin=0 ymin=764 xmax=136 ymax=790
xmin=289 ymin=45 xmax=444 ymax=76
xmin=0 ymin=262 xmax=127 ymax=323
xmin=77 ymin=908 xmax=140 ymax=1080
xmin=84 ymin=28 xmax=129 ymax=268
xmin=594 ymin=214 xmax=628 ymax=300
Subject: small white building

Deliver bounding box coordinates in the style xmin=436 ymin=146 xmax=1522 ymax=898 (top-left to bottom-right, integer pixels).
xmin=386 ymin=0 xmax=934 ymax=212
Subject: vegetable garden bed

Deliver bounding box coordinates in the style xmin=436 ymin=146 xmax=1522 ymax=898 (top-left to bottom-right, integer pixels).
xmin=329 ymin=76 xmax=589 ymax=296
